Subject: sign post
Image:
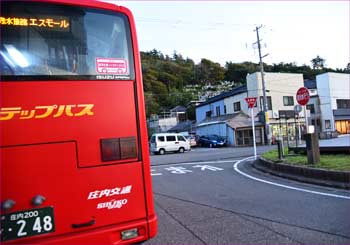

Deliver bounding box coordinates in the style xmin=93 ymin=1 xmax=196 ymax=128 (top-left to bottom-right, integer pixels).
xmin=245 ymin=97 xmax=258 ymax=160
xmin=296 ymin=87 xmax=320 ymax=164
xmin=296 ymin=87 xmax=310 ymax=133
xmin=294 ymin=105 xmax=302 ymax=147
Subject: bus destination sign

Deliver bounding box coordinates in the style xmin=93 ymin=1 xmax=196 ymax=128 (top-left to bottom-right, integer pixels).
xmin=0 ymin=16 xmax=70 ymax=31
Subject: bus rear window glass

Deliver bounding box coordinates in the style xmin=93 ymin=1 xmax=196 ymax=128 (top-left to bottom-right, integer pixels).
xmin=0 ymin=2 xmax=135 ymax=80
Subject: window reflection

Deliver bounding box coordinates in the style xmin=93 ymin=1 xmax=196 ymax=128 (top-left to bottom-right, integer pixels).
xmin=1 ymin=2 xmax=134 ymax=79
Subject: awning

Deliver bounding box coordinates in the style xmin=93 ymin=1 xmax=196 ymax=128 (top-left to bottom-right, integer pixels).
xmin=333 ymin=109 xmax=350 ymax=120
xmin=226 ymin=113 xmax=263 ymax=129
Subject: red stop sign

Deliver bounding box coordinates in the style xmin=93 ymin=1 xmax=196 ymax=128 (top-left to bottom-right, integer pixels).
xmin=296 ymin=87 xmax=310 ymax=106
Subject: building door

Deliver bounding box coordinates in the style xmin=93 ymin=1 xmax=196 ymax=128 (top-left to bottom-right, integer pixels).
xmin=236 ymin=128 xmax=263 ymax=146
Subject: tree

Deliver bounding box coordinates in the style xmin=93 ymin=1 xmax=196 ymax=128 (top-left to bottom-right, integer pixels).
xmin=140 ymin=49 xmax=347 ymax=118
xmin=311 ymin=55 xmax=326 ymax=69
xmin=144 ymin=93 xmax=160 ymax=116
xmin=196 ymin=58 xmax=225 ymax=85
xmin=225 ymin=61 xmax=259 ymax=84
xmin=346 ymin=63 xmax=350 ymax=72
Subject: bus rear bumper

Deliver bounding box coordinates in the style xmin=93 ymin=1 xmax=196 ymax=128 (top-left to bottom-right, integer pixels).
xmin=147 ymin=214 xmax=158 ymax=239
xmin=5 ymin=217 xmax=157 ymax=244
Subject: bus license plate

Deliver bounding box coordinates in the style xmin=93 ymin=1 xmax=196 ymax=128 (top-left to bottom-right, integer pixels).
xmin=1 ymin=207 xmax=55 ymax=242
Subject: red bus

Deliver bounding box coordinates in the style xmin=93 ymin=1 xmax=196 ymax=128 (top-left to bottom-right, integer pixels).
xmin=0 ymin=0 xmax=157 ymax=243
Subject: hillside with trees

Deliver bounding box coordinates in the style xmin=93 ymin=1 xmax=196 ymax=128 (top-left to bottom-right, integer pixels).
xmin=141 ymin=49 xmax=349 ymax=118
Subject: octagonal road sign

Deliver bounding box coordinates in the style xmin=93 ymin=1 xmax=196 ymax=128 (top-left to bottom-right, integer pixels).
xmin=296 ymin=87 xmax=310 ymax=106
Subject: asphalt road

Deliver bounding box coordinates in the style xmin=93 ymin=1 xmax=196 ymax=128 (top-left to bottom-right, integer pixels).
xmin=150 ymin=145 xmax=274 ymax=166
xmin=146 ymin=146 xmax=350 ymax=244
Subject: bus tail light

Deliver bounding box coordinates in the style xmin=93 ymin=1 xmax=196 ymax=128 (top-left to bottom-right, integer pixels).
xmin=101 ymin=137 xmax=137 ymax=162
xmin=120 ymin=137 xmax=137 ymax=159
xmin=101 ymin=138 xmax=120 ymax=162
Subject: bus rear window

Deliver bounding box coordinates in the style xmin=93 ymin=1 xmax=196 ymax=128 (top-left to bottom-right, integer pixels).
xmin=0 ymin=1 xmax=135 ymax=81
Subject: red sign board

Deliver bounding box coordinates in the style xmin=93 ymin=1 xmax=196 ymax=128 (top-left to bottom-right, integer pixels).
xmin=245 ymin=97 xmax=257 ymax=108
xmin=296 ymin=87 xmax=310 ymax=106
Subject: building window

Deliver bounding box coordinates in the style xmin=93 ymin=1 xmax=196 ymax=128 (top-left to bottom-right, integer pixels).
xmin=260 ymin=96 xmax=272 ymax=110
xmin=336 ymin=99 xmax=350 ymax=109
xmin=233 ymin=102 xmax=241 ymax=112
xmin=283 ymin=96 xmax=294 ymax=106
xmin=306 ymin=104 xmax=315 ymax=114
xmin=216 ymin=106 xmax=221 ymax=116
xmin=224 ymin=105 xmax=227 ymax=114
xmin=206 ymin=111 xmax=212 ymax=118
xmin=325 ymin=120 xmax=331 ymax=129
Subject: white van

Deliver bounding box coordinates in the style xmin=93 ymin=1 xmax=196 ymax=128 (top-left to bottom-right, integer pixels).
xmin=150 ymin=133 xmax=191 ymax=155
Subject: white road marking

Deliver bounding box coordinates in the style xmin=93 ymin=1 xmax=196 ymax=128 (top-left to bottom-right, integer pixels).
xmin=233 ymin=157 xmax=350 ymax=200
xmin=152 ymin=160 xmax=237 ymax=168
xmin=151 ymin=160 xmax=234 ymax=176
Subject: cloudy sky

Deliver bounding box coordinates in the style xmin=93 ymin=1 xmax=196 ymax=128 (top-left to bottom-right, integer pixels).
xmin=114 ymin=1 xmax=349 ymax=69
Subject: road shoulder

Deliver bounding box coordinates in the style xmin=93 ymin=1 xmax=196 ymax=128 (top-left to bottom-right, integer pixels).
xmin=254 ymin=157 xmax=350 ymax=190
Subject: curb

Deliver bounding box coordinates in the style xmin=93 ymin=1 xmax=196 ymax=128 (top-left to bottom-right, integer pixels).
xmin=253 ymin=157 xmax=350 ymax=190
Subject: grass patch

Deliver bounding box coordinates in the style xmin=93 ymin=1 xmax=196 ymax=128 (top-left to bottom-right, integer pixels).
xmin=262 ymin=148 xmax=350 ymax=171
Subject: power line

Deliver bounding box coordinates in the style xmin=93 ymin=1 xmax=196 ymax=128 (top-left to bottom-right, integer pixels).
xmin=136 ymin=17 xmax=257 ymax=27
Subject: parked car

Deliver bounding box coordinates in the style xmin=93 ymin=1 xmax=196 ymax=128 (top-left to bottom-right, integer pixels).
xmin=197 ymin=135 xmax=227 ymax=148
xmin=150 ymin=133 xmax=191 ymax=155
xmin=185 ymin=135 xmax=197 ymax=147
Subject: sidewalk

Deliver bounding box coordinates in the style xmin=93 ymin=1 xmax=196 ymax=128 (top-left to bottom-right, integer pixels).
xmin=317 ymin=134 xmax=350 ymax=147
xmin=288 ymin=134 xmax=350 ymax=147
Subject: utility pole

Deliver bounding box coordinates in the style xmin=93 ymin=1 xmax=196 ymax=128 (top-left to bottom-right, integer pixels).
xmin=254 ymin=25 xmax=271 ymax=145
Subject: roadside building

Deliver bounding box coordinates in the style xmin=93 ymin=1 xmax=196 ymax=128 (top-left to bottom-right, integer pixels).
xmin=196 ymin=114 xmax=236 ymax=145
xmin=195 ymin=71 xmax=349 ymax=146
xmin=195 ymin=112 xmax=264 ymax=146
xmin=169 ymin=105 xmax=187 ymax=121
xmin=195 ymin=92 xmax=228 ymax=123
xmin=148 ymin=115 xmax=178 ymax=133
xmin=304 ymin=79 xmax=321 ymax=133
xmin=195 ymin=72 xmax=307 ymax=146
xmin=195 ymin=86 xmax=251 ymax=146
xmin=245 ymin=72 xmax=305 ymax=142
xmin=167 ymin=120 xmax=196 ymax=135
xmin=148 ymin=106 xmax=190 ymax=133
xmin=316 ymin=72 xmax=350 ymax=134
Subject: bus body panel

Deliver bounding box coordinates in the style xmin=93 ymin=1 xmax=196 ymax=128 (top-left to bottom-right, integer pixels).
xmin=2 ymin=142 xmax=147 ymax=237
xmin=0 ymin=81 xmax=154 ymax=244
xmin=1 ymin=81 xmax=139 ymax=167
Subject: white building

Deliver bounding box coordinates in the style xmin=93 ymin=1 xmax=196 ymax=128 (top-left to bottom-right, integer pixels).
xmin=245 ymin=72 xmax=306 ymax=141
xmin=316 ymin=72 xmax=350 ymax=134
xmin=195 ymin=71 xmax=349 ymax=146
xmin=148 ymin=116 xmax=178 ymax=133
xmin=196 ymin=72 xmax=306 ymax=145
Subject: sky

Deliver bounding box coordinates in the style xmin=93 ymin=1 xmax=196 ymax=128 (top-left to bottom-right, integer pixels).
xmin=110 ymin=1 xmax=349 ymax=69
